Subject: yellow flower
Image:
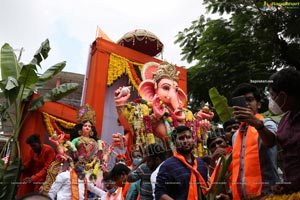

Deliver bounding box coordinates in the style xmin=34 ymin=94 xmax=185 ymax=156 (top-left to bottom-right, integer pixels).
xmin=167 ymin=117 xmax=173 ymax=123
xmin=185 ymin=109 xmax=194 ymax=121
xmin=141 ymin=104 xmax=150 ymax=116
xmin=147 ymin=102 xmax=153 ymax=108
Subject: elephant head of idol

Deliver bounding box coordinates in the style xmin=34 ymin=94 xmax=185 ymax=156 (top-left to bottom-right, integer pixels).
xmin=138 ymin=62 xmax=187 ymax=121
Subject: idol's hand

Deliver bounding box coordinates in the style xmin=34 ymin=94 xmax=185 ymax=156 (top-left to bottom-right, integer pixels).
xmin=112 ymin=133 xmax=128 ymax=150
xmin=114 ymin=86 xmax=131 ymax=106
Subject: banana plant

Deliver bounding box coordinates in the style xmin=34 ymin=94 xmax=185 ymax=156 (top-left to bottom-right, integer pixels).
xmin=0 ymin=39 xmax=79 ymax=199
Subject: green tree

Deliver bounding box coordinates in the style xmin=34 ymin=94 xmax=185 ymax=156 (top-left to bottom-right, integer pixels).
xmin=0 ymin=39 xmax=79 ymax=199
xmin=176 ymin=0 xmax=300 ymax=113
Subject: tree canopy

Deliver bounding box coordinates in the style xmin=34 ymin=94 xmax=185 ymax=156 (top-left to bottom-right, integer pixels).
xmin=176 ymin=0 xmax=300 ymax=112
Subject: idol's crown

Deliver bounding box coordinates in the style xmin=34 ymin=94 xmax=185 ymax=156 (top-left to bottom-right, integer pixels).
xmin=152 ymin=62 xmax=180 ymax=82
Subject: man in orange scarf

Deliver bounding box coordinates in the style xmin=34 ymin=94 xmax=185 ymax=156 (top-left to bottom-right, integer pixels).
xmin=48 ymin=162 xmax=106 ymax=200
xmin=155 ymin=126 xmax=208 ymax=200
xmin=231 ymin=83 xmax=279 ymax=199
xmin=206 ymin=131 xmax=232 ymax=199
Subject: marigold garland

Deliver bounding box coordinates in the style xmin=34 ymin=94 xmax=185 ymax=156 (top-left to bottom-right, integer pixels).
xmin=107 ymin=53 xmax=143 ymax=90
xmin=43 ymin=113 xmax=54 ymax=135
xmin=107 ymin=54 xmax=127 ymax=86
xmin=125 ymin=63 xmax=139 ymax=90
xmin=129 ymin=63 xmax=141 ymax=86
xmin=42 ymin=112 xmax=76 ymax=136
xmin=50 ymin=118 xmax=65 ymax=136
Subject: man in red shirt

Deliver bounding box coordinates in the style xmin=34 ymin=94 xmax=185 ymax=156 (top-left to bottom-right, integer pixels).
xmin=17 ymin=133 xmax=56 ymax=197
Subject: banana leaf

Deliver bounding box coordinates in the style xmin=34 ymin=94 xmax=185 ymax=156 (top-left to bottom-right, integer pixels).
xmin=29 ymin=83 xmax=79 ymax=111
xmin=206 ymin=152 xmax=232 ymax=200
xmin=0 ymin=39 xmax=79 ymax=200
xmin=30 ymin=39 xmax=50 ymax=66
xmin=209 ymin=87 xmax=233 ymax=123
xmin=0 ymin=158 xmax=22 ymax=200
xmin=0 ymin=43 xmax=20 ymax=80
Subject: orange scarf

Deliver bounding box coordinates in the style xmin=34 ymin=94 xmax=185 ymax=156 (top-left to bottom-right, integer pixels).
xmin=232 ymin=114 xmax=263 ymax=199
xmin=208 ymin=147 xmax=232 ymax=190
xmin=122 ymin=181 xmax=130 ymax=199
xmin=173 ymin=151 xmax=207 ymax=200
xmin=106 ymin=187 xmax=123 ymax=200
xmin=70 ymin=169 xmax=88 ymax=200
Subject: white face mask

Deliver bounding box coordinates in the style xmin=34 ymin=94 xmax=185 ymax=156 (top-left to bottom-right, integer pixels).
xmin=268 ymin=97 xmax=283 ymax=115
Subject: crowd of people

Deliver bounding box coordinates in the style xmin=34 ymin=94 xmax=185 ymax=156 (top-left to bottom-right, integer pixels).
xmin=15 ymin=67 xmax=300 ymax=200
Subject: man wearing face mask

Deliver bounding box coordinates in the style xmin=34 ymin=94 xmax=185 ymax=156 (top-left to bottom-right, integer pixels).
xmin=48 ymin=161 xmax=106 ymax=200
xmin=147 ymin=144 xmax=166 ymax=199
xmin=268 ymin=68 xmax=300 ymax=194
xmin=231 ymin=83 xmax=279 ymax=199
xmin=101 ymin=172 xmax=123 ymax=200
xmin=125 ymin=150 xmax=142 ymax=200
xmin=127 ymin=144 xmax=165 ymax=200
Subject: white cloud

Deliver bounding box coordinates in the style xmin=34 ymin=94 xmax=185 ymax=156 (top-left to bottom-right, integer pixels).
xmin=1 ymin=0 xmax=210 ymax=74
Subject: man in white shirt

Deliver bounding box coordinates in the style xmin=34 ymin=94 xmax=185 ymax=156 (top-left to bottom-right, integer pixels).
xmin=150 ymin=161 xmax=164 ymax=199
xmin=48 ymin=164 xmax=105 ymax=200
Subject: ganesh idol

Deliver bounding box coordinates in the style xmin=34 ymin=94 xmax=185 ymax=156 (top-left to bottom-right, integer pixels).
xmin=112 ymin=61 xmax=214 ymax=158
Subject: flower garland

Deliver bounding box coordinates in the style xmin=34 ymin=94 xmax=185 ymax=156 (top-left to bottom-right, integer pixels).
xmin=107 ymin=54 xmax=127 ymax=86
xmin=42 ymin=112 xmax=76 ymax=136
xmin=129 ymin=63 xmax=141 ymax=86
xmin=107 ymin=53 xmax=143 ymax=90
xmin=125 ymin=62 xmax=139 ymax=90
xmin=122 ymin=99 xmax=201 ymax=148
xmin=43 ymin=112 xmax=54 ymax=135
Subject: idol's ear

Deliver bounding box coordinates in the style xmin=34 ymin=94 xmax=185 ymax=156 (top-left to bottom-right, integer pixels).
xmin=141 ymin=62 xmax=160 ymax=80
xmin=138 ymin=80 xmax=156 ymax=102
xmin=178 ymin=88 xmax=187 ymax=108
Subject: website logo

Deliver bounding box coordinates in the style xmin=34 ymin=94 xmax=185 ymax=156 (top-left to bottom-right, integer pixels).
xmin=261 ymin=1 xmax=300 ymax=10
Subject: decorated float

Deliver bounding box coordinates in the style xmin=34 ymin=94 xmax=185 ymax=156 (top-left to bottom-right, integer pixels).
xmin=16 ymin=28 xmax=214 ymax=197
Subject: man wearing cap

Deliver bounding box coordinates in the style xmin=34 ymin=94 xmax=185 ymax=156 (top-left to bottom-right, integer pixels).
xmin=223 ymin=118 xmax=240 ymax=146
xmin=207 ymin=131 xmax=232 ymax=169
xmin=155 ymin=126 xmax=208 ymax=200
xmin=207 ymin=131 xmax=233 ymax=200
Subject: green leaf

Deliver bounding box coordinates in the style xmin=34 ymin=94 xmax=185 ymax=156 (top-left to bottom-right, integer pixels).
xmin=214 ymin=153 xmax=232 ymax=196
xmin=19 ymin=64 xmax=39 ymax=101
xmin=1 ymin=77 xmax=20 ymax=105
xmin=29 ymin=83 xmax=79 ymax=111
xmin=0 ymin=43 xmax=20 ymax=80
xmin=0 ymin=103 xmax=9 ymax=121
xmin=0 ymin=158 xmax=22 ymax=200
xmin=4 ymin=77 xmax=18 ymax=91
xmin=209 ymin=87 xmax=233 ymax=123
xmin=39 ymin=61 xmax=66 ymax=81
xmin=33 ymin=61 xmax=66 ymax=91
xmin=30 ymin=39 xmax=50 ymax=67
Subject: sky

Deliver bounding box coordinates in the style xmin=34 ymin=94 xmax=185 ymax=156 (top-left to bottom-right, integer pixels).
xmin=1 ymin=0 xmax=213 ymax=75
